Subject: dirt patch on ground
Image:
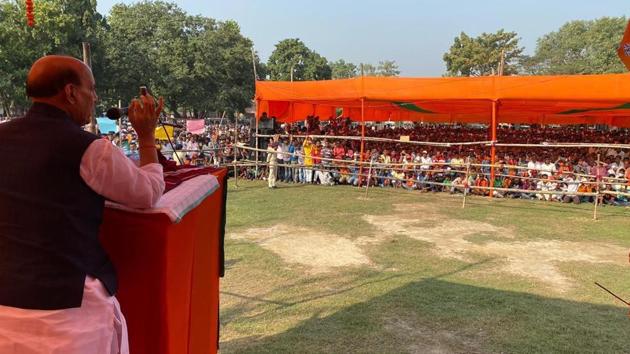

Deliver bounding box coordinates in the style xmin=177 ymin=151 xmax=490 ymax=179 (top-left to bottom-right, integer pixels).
xmin=364 ymin=203 xmax=626 ymax=291
xmin=383 ymin=315 xmax=484 ymax=354
xmin=230 ymin=224 xmax=371 ymax=273
xmin=230 ymin=203 xmax=625 ymax=290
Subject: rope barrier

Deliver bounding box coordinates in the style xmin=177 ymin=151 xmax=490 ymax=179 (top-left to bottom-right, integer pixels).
xmin=163 ymin=140 xmax=630 ymax=213
xmin=255 ymin=133 xmax=630 ymax=150
xmin=255 ymin=133 xmax=493 ymax=147
xmin=222 ymin=159 xmax=630 ymax=201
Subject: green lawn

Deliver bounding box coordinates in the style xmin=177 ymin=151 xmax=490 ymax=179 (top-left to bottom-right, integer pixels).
xmin=220 ymin=180 xmax=630 ymax=353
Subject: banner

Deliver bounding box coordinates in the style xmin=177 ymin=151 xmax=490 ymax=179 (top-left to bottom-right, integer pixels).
xmin=155 ymin=125 xmax=174 ymax=140
xmin=96 ymin=117 xmax=118 ymax=133
xmin=186 ymin=119 xmax=205 ymax=135
xmin=618 ymin=20 xmax=630 ymax=71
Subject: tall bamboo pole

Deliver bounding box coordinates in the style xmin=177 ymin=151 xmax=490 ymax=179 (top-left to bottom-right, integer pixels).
xmin=234 ymin=117 xmax=239 ymax=188
xmin=117 ymin=99 xmax=123 ymax=145
xmin=251 ymin=47 xmax=258 ymax=80
xmin=489 ymin=100 xmax=497 ymax=199
xmin=462 ymin=157 xmax=471 ymax=208
xmin=358 ymin=98 xmax=366 ymax=188
xmin=593 ymin=153 xmax=601 ymax=220
xmin=364 ymin=158 xmax=373 ymax=198
xmin=255 ymin=101 xmax=260 ymax=178
xmin=82 ymin=42 xmax=96 ymax=134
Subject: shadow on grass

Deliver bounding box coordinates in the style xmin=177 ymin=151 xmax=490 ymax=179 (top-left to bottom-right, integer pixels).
xmin=464 ymin=197 xmax=630 ymax=219
xmin=221 ymin=260 xmax=493 ymax=324
xmin=222 ymin=277 xmax=630 ymax=354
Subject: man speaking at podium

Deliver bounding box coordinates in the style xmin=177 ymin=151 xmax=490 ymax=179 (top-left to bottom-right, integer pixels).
xmin=0 ymin=55 xmax=165 ymax=353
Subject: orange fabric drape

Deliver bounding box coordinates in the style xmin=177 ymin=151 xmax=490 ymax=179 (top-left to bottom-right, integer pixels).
xmin=256 ymin=74 xmax=630 ymax=126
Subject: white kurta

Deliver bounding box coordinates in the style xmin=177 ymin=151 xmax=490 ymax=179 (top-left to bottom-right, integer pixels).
xmin=0 ymin=138 xmax=164 ymax=354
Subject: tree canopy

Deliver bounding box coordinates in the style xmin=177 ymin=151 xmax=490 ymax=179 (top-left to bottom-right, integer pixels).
xmin=0 ymin=0 xmax=261 ymax=117
xmin=1 ymin=2 xmax=628 ymax=117
xmin=443 ymin=30 xmax=524 ymax=76
xmin=330 ymin=59 xmax=357 ymax=79
xmin=523 ymin=17 xmax=627 ymax=75
xmin=267 ymin=38 xmax=332 ymax=81
xmin=0 ymin=0 xmax=107 ymax=115
xmin=376 ymin=60 xmax=400 ymax=77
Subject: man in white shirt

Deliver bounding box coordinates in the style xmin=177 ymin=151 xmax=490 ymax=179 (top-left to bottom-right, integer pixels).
xmin=562 ymin=175 xmax=580 ymax=204
xmin=540 ymin=158 xmax=557 ymax=175
xmin=266 ymin=140 xmax=278 ymax=188
xmin=420 ymin=150 xmax=432 ymax=171
xmin=276 ymin=141 xmax=285 ymax=182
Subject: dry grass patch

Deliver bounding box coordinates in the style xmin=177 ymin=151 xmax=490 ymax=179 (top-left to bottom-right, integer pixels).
xmin=363 ymin=203 xmax=626 ymax=291
xmin=230 ymin=224 xmax=372 ymax=273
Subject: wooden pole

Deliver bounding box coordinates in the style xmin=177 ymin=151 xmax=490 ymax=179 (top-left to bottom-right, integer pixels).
xmin=462 ymin=157 xmax=471 ymax=208
xmin=251 ymin=47 xmax=258 ymax=80
xmin=255 ymin=101 xmax=260 ymax=179
xmin=593 ymin=153 xmax=601 ymax=220
xmin=364 ymin=158 xmax=374 ymax=199
xmin=234 ymin=117 xmax=239 ymax=188
xmin=117 ymin=99 xmax=123 ymax=145
xmin=593 ymin=189 xmax=599 ymax=220
xmin=358 ymin=98 xmax=366 ymax=188
xmin=489 ymin=100 xmax=498 ymax=199
xmin=498 ymin=49 xmax=506 ymax=76
xmin=82 ymin=42 xmax=96 ymax=134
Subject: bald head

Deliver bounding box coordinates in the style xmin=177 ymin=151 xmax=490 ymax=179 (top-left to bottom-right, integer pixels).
xmin=26 ymin=55 xmax=89 ymax=98
xmin=26 ymin=55 xmax=98 ymax=126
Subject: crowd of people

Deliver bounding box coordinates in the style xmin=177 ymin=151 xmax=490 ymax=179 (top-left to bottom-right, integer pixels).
xmin=97 ymin=116 xmax=630 ymax=206
xmin=255 ymin=119 xmax=630 ymax=206
xmin=101 ymin=120 xmax=250 ymax=167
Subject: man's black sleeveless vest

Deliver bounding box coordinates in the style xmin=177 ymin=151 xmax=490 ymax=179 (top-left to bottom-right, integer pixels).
xmin=0 ymin=103 xmax=117 ymax=309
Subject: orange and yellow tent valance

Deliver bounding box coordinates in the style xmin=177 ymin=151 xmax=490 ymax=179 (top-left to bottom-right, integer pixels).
xmin=255 ymin=74 xmax=630 ymax=127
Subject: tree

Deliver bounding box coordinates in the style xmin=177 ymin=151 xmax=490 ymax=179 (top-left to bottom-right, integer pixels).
xmin=443 ymin=30 xmax=523 ymax=76
xmin=359 ymin=63 xmax=377 ymax=76
xmin=104 ymin=1 xmax=259 ymax=117
xmin=523 ymin=17 xmax=627 ymax=75
xmin=330 ymin=59 xmax=357 ymax=79
xmin=267 ymin=38 xmax=332 ymax=81
xmin=0 ymin=0 xmax=108 ymax=116
xmin=377 ymin=60 xmax=400 ymax=77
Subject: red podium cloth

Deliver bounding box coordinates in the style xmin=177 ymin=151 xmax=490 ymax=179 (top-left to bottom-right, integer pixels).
xmin=100 ymin=168 xmax=227 ymax=354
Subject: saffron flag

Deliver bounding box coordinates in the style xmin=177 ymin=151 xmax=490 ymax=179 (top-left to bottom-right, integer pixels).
xmin=618 ymin=20 xmax=630 ymax=71
xmin=155 ymin=125 xmax=174 ymax=140
xmin=186 ymin=119 xmax=205 ymax=135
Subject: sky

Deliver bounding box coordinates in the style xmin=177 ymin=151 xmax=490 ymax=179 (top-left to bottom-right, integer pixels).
xmin=96 ymin=0 xmax=629 ymax=77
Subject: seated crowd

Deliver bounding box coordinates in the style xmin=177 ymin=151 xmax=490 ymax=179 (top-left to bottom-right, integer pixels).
xmin=253 ymin=117 xmax=630 ymax=206
xmin=101 ymin=116 xmax=630 ymax=206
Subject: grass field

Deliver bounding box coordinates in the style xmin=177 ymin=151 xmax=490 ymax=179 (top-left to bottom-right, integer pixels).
xmin=220 ymin=180 xmax=630 ymax=353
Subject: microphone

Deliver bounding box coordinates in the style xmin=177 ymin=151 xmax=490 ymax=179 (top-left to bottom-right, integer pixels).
xmin=105 ymin=107 xmax=128 ymax=120
xmin=159 ymin=122 xmax=183 ymax=128
xmin=105 ymin=107 xmax=183 ymax=128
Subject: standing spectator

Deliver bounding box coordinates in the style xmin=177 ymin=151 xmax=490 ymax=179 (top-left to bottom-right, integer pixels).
xmin=286 ymin=139 xmax=296 ymax=182
xmin=303 ymin=137 xmax=314 ymax=183
xmin=276 ymin=140 xmax=285 ymax=182
xmin=266 ymin=140 xmax=278 ymax=188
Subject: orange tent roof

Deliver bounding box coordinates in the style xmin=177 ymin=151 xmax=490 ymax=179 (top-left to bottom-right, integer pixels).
xmin=255 ymin=74 xmax=630 ymax=126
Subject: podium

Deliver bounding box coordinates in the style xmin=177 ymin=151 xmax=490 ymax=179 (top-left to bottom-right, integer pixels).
xmin=99 ymin=168 xmax=228 ymax=354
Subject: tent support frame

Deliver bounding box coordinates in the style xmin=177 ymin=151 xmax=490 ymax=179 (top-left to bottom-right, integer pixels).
xmin=489 ymin=100 xmax=498 ymax=199
xmin=358 ymin=98 xmax=366 ymax=188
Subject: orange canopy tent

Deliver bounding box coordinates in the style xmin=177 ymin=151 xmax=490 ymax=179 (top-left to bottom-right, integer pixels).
xmin=256 ymin=74 xmax=630 ymax=195
xmin=255 ymin=74 xmax=630 ymax=127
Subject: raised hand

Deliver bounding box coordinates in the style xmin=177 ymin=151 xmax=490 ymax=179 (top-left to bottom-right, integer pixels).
xmin=128 ymin=93 xmax=164 ymax=145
